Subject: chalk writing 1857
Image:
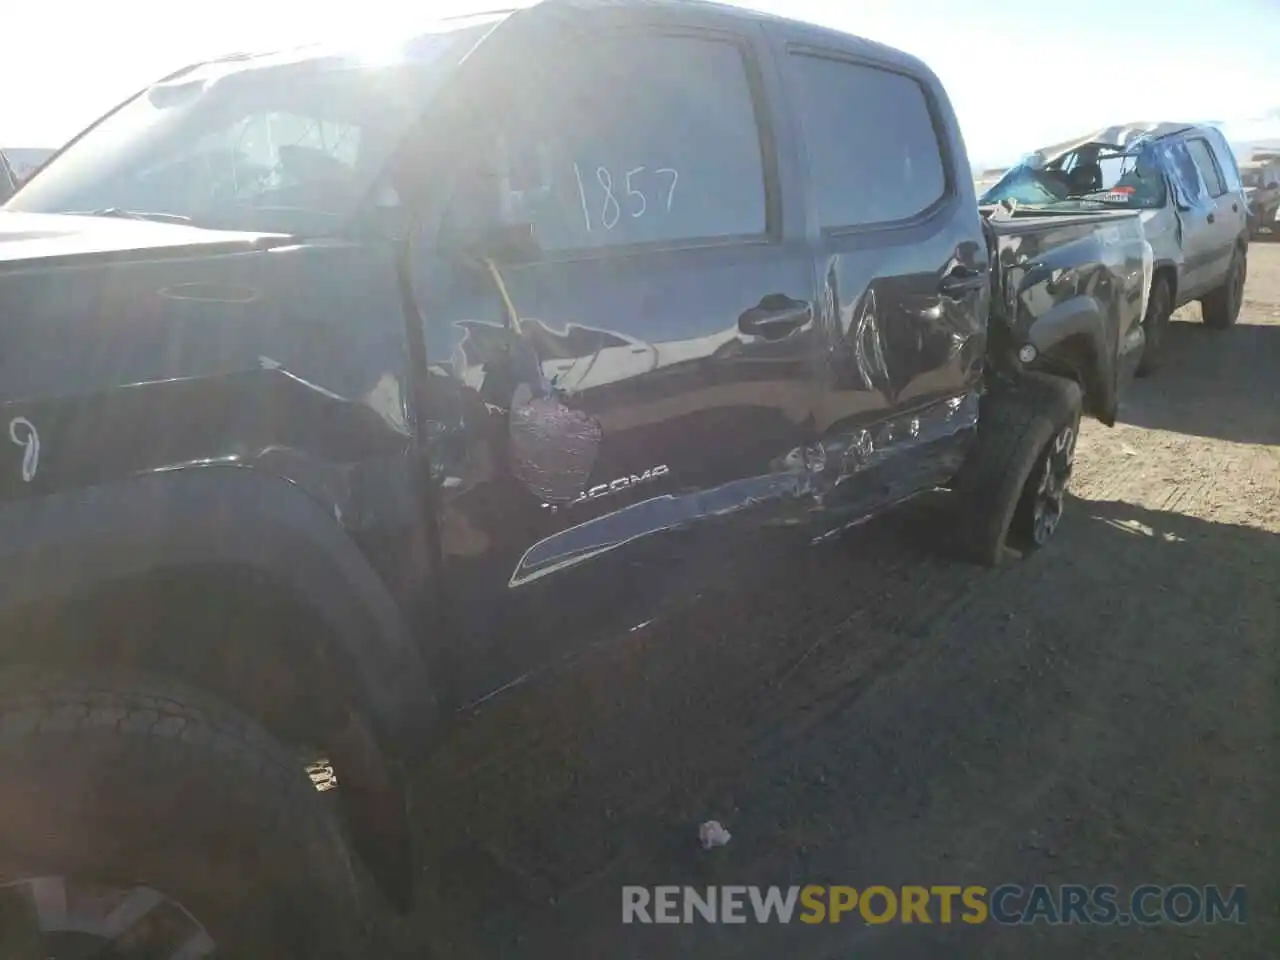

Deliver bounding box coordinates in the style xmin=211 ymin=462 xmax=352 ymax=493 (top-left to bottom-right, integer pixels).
xmin=572 ymin=163 xmax=678 ymax=233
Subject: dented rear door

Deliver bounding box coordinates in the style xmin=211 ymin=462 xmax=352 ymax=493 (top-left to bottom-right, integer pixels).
xmin=769 ymin=25 xmax=989 ymax=528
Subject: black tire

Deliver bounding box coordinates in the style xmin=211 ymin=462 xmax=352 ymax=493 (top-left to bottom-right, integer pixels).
xmin=1135 ymin=275 xmax=1173 ymax=377
xmin=950 ymin=373 xmax=1083 ymax=566
xmin=0 ymin=668 xmax=366 ymax=958
xmin=1201 ymin=247 xmax=1246 ymax=329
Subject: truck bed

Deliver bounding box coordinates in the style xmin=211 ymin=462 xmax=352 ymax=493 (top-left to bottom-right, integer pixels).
xmin=981 ymin=205 xmax=1153 ymax=422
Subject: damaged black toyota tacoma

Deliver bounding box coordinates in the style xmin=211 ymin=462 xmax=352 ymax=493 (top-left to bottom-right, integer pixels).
xmin=0 ymin=1 xmax=1151 ymax=954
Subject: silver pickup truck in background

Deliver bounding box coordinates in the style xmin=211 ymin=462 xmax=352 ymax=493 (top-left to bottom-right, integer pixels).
xmin=982 ymin=122 xmax=1249 ymax=375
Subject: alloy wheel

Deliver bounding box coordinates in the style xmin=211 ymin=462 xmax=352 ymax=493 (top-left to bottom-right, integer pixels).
xmin=1030 ymin=421 xmax=1077 ymax=546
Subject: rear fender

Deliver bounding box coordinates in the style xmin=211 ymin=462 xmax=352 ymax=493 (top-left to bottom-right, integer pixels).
xmin=1025 ymin=297 xmax=1116 ymax=423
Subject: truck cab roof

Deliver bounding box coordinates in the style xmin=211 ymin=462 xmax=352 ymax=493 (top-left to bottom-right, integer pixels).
xmin=153 ymin=0 xmax=932 ymax=90
xmin=1032 ymin=121 xmax=1204 ymax=165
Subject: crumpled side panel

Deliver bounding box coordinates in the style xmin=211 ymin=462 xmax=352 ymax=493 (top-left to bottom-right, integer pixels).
xmin=508 ymin=390 xmax=603 ymax=505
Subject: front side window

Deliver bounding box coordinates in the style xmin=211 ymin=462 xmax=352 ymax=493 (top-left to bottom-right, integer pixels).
xmin=785 ymin=53 xmax=947 ymax=228
xmin=1186 ymin=138 xmax=1227 ymax=198
xmin=481 ymin=33 xmax=768 ymax=252
xmin=1161 ymin=140 xmax=1206 ymax=205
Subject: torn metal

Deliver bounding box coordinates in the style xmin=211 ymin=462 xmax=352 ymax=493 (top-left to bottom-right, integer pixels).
xmin=1026 ymin=121 xmax=1197 ymax=167
xmin=508 ymin=388 xmax=603 ymax=505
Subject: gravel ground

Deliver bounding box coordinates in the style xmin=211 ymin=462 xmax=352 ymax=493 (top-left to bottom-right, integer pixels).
xmin=394 ymin=244 xmax=1280 ymax=959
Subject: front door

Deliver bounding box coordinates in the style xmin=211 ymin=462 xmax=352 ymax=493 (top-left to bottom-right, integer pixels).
xmin=410 ymin=14 xmax=819 ymax=703
xmin=769 ymin=27 xmax=990 ymax=531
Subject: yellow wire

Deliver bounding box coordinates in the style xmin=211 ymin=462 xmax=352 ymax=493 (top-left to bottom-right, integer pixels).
xmin=483 ymin=257 xmax=521 ymax=333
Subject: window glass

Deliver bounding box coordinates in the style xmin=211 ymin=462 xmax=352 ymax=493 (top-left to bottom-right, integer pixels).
xmin=1163 ymin=140 xmax=1205 ymax=203
xmin=1205 ymin=129 xmax=1242 ymax=192
xmin=1186 ymin=138 xmax=1226 ymax=197
xmin=979 ymin=145 xmax=1167 ymax=211
xmin=490 ymin=33 xmax=768 ymax=250
xmin=785 ymin=53 xmax=946 ymax=227
xmin=230 ymin=113 xmax=362 ymax=170
xmin=6 ymin=25 xmax=488 ymax=234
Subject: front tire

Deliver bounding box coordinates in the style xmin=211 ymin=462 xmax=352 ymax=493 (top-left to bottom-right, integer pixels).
xmin=1201 ymin=247 xmax=1246 ymax=329
xmin=0 ymin=669 xmax=366 ymax=958
xmin=950 ymin=373 xmax=1083 ymax=566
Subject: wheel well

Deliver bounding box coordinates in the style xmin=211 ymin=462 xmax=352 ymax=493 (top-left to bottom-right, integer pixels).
xmin=1033 ymin=333 xmax=1107 ymax=420
xmin=0 ymin=565 xmax=349 ymax=746
xmin=1153 ymin=264 xmax=1177 ymax=305
xmin=0 ymin=565 xmax=415 ymax=909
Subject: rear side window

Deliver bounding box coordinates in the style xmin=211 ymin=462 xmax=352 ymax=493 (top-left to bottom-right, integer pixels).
xmin=1186 ymin=138 xmax=1227 ymax=197
xmin=785 ymin=53 xmax=947 ymax=229
xmin=497 ymin=33 xmax=768 ymax=251
xmin=1205 ymin=129 xmax=1242 ymax=192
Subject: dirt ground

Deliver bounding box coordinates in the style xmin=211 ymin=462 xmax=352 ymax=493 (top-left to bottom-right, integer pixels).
xmin=394 ymin=246 xmax=1280 ymax=958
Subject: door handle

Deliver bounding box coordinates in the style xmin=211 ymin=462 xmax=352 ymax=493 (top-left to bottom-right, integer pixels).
xmin=939 ymin=265 xmax=987 ymax=298
xmin=737 ymin=297 xmax=812 ymax=340
xmin=1207 ymin=212 xmax=1216 ymax=224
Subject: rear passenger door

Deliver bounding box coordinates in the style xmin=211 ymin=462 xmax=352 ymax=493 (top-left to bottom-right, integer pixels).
xmin=770 ymin=30 xmax=990 ymax=527
xmin=1204 ymin=127 xmax=1250 ymax=243
xmin=1184 ymin=135 xmax=1241 ymax=292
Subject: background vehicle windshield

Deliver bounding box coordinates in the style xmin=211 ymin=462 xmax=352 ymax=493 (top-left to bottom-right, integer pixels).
xmin=982 ymin=142 xmax=1168 ymax=210
xmin=5 ymin=48 xmax=459 ymax=234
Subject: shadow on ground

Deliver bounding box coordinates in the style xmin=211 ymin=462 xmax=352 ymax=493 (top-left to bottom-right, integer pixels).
xmin=1120 ymin=318 xmax=1280 ymax=446
xmin=395 ymin=496 xmax=1278 ymax=960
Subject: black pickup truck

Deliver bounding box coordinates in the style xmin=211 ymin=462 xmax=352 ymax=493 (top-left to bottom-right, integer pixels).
xmin=0 ymin=1 xmax=1150 ymax=954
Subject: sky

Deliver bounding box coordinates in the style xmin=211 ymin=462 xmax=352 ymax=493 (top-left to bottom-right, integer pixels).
xmin=4 ymin=0 xmax=1280 ymax=167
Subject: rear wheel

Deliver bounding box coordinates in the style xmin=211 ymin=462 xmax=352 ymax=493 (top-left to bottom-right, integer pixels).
xmin=1201 ymin=248 xmax=1246 ymax=329
xmin=950 ymin=373 xmax=1083 ymax=566
xmin=1135 ymin=275 xmax=1173 ymax=377
xmin=0 ymin=669 xmax=366 ymax=958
